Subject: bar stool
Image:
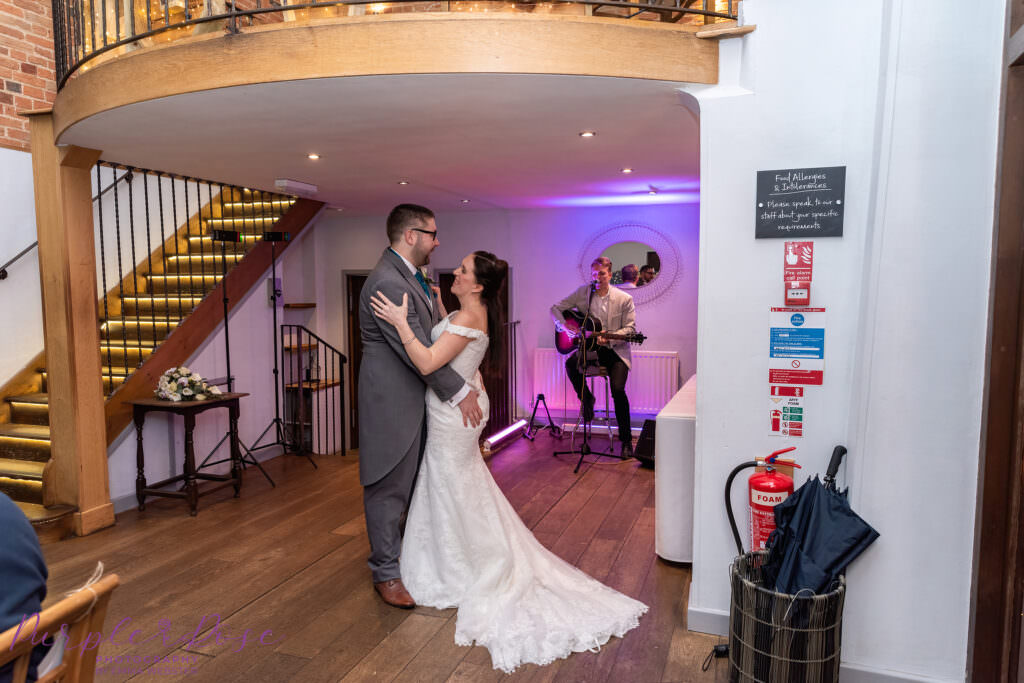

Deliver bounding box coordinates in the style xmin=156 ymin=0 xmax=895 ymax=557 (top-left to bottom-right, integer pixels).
xmin=570 ymin=364 xmax=615 ymax=451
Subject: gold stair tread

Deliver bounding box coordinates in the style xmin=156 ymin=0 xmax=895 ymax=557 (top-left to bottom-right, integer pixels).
xmin=15 ymin=502 xmax=76 ymax=526
xmin=283 ymin=343 xmax=318 ymax=352
xmin=7 ymin=393 xmax=48 ymax=405
xmin=285 ymin=379 xmax=341 ymax=390
xmin=0 ymin=424 xmax=50 ymax=441
xmin=0 ymin=457 xmax=45 ymax=480
xmin=284 ymin=303 xmax=316 ymax=309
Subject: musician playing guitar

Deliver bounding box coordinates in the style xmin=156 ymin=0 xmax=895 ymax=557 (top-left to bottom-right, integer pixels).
xmin=550 ymin=256 xmax=638 ymax=459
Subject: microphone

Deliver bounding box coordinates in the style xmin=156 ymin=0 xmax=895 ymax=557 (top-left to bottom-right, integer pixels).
xmin=591 ymin=280 xmax=599 ymax=292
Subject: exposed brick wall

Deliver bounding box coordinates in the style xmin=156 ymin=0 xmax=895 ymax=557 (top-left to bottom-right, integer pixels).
xmin=0 ymin=0 xmax=55 ymax=152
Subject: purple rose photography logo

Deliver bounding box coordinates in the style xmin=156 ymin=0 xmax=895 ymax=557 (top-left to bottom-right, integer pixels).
xmin=8 ymin=612 xmax=282 ymax=677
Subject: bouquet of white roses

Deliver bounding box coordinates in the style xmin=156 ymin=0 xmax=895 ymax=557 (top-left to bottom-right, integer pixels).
xmin=155 ymin=366 xmax=222 ymax=402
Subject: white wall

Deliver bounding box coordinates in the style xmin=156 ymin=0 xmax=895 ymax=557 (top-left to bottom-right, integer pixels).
xmin=0 ymin=147 xmax=44 ymax=382
xmin=685 ymin=2 xmax=1003 ymax=681
xmin=312 ymin=203 xmax=700 ymax=427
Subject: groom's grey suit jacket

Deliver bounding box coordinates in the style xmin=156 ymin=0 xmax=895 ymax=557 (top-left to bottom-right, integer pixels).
xmin=357 ymin=248 xmax=466 ymax=486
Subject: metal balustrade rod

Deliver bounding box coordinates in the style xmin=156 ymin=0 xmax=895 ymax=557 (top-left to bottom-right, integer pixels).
xmin=96 ymin=164 xmax=113 ymax=394
xmin=281 ymin=323 xmax=289 ymax=448
xmin=295 ymin=326 xmax=305 ymax=456
xmin=183 ymin=176 xmax=195 ymax=296
xmin=205 ymin=180 xmax=216 ymax=298
xmin=126 ymin=166 xmax=144 ymax=361
xmin=217 ymin=182 xmax=227 ymax=294
xmin=111 ymin=164 xmax=129 ymax=378
xmin=143 ymin=172 xmax=157 ymax=340
xmin=100 ymin=0 xmax=107 ymax=48
xmin=88 ymin=0 xmax=95 ymax=53
xmin=192 ymin=178 xmax=205 ymax=293
xmin=169 ymin=175 xmax=184 ymax=321
xmin=156 ymin=172 xmax=170 ymax=345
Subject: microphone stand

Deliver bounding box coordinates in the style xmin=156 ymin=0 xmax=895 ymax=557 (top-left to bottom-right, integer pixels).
xmin=248 ymin=233 xmax=316 ymax=469
xmin=553 ymin=281 xmax=617 ymax=473
xmin=196 ymin=230 xmax=276 ymax=486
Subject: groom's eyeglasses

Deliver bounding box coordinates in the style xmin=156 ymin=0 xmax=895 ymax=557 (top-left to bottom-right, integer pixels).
xmin=411 ymin=228 xmax=438 ymax=239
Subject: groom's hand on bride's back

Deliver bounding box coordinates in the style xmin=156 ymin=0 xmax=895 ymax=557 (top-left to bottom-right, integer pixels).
xmin=458 ymin=390 xmax=483 ymax=428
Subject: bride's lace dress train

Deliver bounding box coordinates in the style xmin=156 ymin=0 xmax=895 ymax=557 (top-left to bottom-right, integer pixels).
xmin=401 ymin=314 xmax=647 ymax=674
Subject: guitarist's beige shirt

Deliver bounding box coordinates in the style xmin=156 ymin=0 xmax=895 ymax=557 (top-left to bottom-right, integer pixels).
xmin=550 ymin=284 xmax=637 ymax=369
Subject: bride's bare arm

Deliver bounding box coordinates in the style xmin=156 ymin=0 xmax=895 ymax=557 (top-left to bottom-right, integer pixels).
xmin=430 ymin=284 xmax=448 ymax=319
xmin=370 ymin=291 xmax=470 ymax=375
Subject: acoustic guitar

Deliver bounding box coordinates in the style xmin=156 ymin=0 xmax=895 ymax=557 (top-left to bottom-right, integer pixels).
xmin=554 ymin=309 xmax=647 ymax=355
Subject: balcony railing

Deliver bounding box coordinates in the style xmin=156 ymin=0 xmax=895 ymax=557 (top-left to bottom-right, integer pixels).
xmin=52 ymin=0 xmax=737 ymax=88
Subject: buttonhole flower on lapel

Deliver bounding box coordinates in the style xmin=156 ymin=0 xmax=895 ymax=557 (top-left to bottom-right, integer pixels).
xmin=420 ymin=268 xmax=438 ymax=295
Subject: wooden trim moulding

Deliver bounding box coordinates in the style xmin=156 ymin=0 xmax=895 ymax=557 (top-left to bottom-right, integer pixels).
xmin=695 ymin=21 xmax=755 ymax=39
xmin=103 ymin=198 xmax=324 ymax=444
xmin=970 ymin=65 xmax=1024 ymax=681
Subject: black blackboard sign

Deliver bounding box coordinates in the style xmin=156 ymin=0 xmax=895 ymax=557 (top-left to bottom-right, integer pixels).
xmin=755 ymin=166 xmax=845 ymax=238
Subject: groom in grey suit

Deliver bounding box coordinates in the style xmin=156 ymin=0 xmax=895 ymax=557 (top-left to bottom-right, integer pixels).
xmin=358 ymin=204 xmax=482 ymax=609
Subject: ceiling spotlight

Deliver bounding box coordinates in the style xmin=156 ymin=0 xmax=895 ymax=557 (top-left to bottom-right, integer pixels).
xmin=578 ymin=131 xmax=596 ymax=138
xmin=307 ymin=153 xmax=320 ymax=160
xmin=461 ymin=199 xmax=470 ymax=204
xmin=621 ymin=167 xmax=633 ymax=174
xmin=648 ymin=188 xmax=658 ymax=195
xmin=398 ymin=180 xmax=409 ymax=185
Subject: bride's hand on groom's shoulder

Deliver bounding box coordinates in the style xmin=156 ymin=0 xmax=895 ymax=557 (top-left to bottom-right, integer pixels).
xmin=370 ymin=290 xmax=408 ymax=328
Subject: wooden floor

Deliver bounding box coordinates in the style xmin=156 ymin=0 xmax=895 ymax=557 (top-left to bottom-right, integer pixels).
xmin=41 ymin=432 xmax=728 ymax=682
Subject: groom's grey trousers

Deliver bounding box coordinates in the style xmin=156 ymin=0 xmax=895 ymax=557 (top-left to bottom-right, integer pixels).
xmin=363 ymin=415 xmax=425 ymax=583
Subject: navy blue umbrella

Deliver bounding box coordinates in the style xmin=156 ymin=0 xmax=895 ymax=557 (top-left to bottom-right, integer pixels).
xmin=762 ymin=446 xmax=879 ymax=595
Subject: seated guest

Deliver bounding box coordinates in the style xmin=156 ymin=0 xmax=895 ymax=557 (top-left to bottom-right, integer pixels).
xmin=637 ymin=265 xmax=656 ymax=286
xmin=619 ymin=264 xmax=639 ymax=289
xmin=550 ymin=257 xmax=637 ymax=458
xmin=0 ymin=493 xmax=49 ymax=683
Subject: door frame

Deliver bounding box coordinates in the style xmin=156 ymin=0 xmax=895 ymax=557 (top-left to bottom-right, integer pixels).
xmin=343 ymin=269 xmax=371 ymax=450
xmin=969 ymin=12 xmax=1024 ymax=680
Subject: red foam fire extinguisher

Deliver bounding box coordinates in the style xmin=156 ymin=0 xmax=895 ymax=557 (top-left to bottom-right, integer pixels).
xmin=748 ymin=447 xmax=800 ymax=550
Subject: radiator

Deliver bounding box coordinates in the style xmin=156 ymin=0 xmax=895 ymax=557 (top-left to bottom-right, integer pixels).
xmin=531 ymin=348 xmax=680 ymax=414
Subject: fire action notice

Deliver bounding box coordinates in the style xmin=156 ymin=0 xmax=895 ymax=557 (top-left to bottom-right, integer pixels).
xmin=769 ymin=307 xmax=825 ymax=385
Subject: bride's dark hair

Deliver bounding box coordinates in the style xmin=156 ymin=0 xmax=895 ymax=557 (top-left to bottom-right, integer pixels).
xmin=472 ymin=250 xmax=508 ymax=370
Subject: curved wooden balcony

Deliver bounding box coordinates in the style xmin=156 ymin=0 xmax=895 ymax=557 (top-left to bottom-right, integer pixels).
xmin=54 ymin=11 xmax=726 ymax=142
xmin=51 ymin=0 xmax=736 ymax=136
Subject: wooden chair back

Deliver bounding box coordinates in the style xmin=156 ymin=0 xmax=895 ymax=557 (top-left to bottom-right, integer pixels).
xmin=0 ymin=574 xmax=119 ymax=683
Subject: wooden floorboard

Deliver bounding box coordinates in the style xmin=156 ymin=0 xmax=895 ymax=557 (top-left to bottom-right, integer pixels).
xmin=40 ymin=432 xmax=721 ymax=682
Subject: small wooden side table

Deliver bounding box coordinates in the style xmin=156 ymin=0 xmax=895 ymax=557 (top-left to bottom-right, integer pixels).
xmin=129 ymin=393 xmax=249 ymax=516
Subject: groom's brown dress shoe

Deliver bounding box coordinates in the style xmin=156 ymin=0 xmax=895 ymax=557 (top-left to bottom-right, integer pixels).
xmin=374 ymin=579 xmax=416 ymax=609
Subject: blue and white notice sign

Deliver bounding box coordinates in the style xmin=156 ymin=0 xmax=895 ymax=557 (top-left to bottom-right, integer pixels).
xmin=769 ymin=307 xmax=825 ymax=385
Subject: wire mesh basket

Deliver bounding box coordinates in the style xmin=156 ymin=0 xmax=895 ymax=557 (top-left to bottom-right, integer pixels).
xmin=729 ymin=551 xmax=845 ymax=683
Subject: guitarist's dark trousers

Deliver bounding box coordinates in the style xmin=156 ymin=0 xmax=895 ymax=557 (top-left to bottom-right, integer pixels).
xmin=566 ymin=345 xmax=631 ymax=443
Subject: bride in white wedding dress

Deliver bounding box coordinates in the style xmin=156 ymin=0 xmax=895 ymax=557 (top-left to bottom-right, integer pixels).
xmin=369 ymin=250 xmax=647 ymax=674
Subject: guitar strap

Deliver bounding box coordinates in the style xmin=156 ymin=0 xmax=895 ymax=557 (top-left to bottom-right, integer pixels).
xmin=577 ymin=285 xmax=598 ymax=373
